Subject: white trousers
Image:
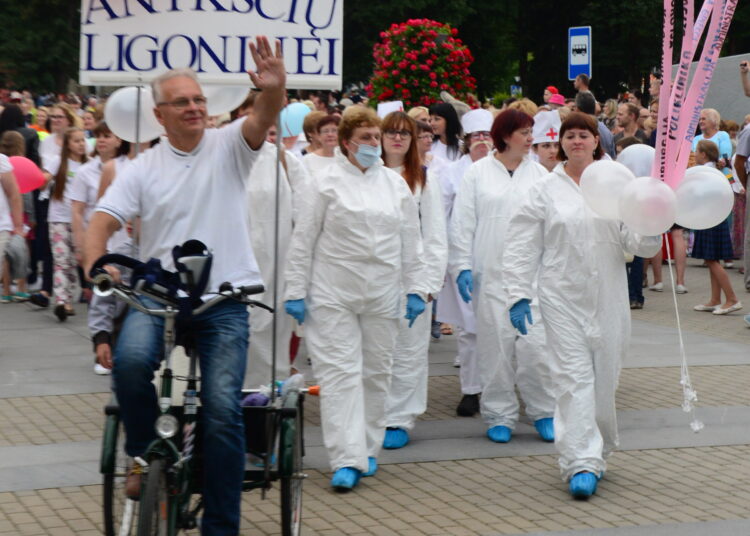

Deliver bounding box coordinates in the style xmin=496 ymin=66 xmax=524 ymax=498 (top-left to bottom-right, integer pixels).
xmin=245 ymin=305 xmax=292 ymax=389
xmin=477 ymin=300 xmax=555 ymax=429
xmin=306 ymin=305 xmax=398 ymax=472
xmin=543 ymin=312 xmax=620 ymax=481
xmin=384 ymin=310 xmax=431 ymax=431
xmin=456 ymin=327 xmax=480 ymax=395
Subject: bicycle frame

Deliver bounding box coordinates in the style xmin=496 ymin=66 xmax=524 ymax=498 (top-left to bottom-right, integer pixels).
xmin=102 ymin=284 xmax=239 ymax=533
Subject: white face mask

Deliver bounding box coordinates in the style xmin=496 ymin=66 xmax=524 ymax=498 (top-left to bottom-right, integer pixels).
xmin=350 ymin=141 xmax=382 ymax=168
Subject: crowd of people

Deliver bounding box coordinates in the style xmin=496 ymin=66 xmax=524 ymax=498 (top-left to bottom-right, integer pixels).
xmin=0 ymin=59 xmax=749 ymax=514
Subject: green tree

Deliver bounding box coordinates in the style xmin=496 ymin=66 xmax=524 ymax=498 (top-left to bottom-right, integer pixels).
xmin=0 ymin=0 xmax=80 ymax=92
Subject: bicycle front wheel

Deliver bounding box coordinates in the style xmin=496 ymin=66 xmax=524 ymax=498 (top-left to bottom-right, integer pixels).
xmin=137 ymin=457 xmax=171 ymax=535
xmin=102 ymin=414 xmax=138 ymax=536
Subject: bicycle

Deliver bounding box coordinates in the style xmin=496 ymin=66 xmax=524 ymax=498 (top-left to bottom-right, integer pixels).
xmin=93 ymin=246 xmax=307 ymax=536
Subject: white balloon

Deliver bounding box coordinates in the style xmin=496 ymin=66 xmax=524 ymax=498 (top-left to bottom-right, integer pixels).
xmin=618 ymin=176 xmax=676 ymax=236
xmin=616 ymin=144 xmax=655 ymax=178
xmin=674 ymin=166 xmax=734 ymax=229
xmin=104 ymin=86 xmax=162 ymax=143
xmin=203 ymin=85 xmax=250 ymax=116
xmin=580 ymin=160 xmax=636 ymax=220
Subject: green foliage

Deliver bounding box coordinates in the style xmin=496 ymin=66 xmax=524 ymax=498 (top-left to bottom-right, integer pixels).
xmin=0 ymin=0 xmax=80 ymax=92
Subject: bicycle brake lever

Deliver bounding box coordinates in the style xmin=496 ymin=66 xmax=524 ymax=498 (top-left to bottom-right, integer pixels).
xmin=247 ymin=300 xmax=275 ymax=313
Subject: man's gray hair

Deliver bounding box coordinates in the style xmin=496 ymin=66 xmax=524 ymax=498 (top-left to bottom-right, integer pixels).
xmin=151 ymin=68 xmax=200 ymax=103
xmin=575 ymin=90 xmax=596 ymax=116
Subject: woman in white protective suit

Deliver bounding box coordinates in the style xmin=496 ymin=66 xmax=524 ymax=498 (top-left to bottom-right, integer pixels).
xmin=450 ymin=108 xmax=556 ymax=444
xmin=502 ymin=113 xmax=661 ymax=499
xmin=435 ymin=109 xmax=494 ymax=417
xmin=283 ymin=106 xmax=429 ymax=491
xmin=379 ymin=111 xmax=447 ymax=450
xmin=244 ymin=124 xmax=310 ymax=388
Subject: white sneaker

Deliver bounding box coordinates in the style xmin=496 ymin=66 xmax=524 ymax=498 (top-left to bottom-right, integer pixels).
xmin=649 ymin=282 xmax=664 ymax=292
xmin=94 ymin=363 xmax=112 ymax=375
xmin=453 ymin=355 xmax=461 ymax=368
xmin=675 ymin=285 xmax=688 ymax=294
xmin=744 ymin=315 xmax=750 ymax=328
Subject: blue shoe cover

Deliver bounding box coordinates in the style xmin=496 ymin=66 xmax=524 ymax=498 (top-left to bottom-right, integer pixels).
xmin=569 ymin=472 xmax=598 ymax=499
xmin=534 ymin=418 xmax=554 ymax=442
xmin=383 ymin=427 xmax=409 ymax=449
xmin=331 ymin=467 xmax=361 ymax=490
xmin=486 ymin=425 xmax=512 ymax=443
xmin=362 ymin=457 xmax=377 ymax=477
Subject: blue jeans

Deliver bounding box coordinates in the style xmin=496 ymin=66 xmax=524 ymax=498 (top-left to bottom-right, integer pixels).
xmin=113 ymin=297 xmax=249 ymax=536
xmin=626 ymin=256 xmax=644 ymax=305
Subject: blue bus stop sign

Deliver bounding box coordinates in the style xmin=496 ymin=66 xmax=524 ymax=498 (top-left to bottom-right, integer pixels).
xmin=568 ymin=26 xmax=592 ymax=80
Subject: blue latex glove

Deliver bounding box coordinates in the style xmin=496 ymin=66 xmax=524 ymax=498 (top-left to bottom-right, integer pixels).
xmin=404 ymin=294 xmax=426 ymax=328
xmin=509 ymin=298 xmax=533 ymax=335
xmin=457 ymin=270 xmax=473 ymax=303
xmin=284 ymin=299 xmax=306 ymax=324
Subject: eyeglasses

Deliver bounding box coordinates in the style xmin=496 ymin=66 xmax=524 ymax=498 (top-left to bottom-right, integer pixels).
xmin=49 ymin=115 xmax=65 ymax=120
xmin=157 ymin=96 xmax=208 ymax=110
xmin=470 ymin=131 xmax=491 ymax=140
xmin=384 ymin=129 xmax=412 ymax=139
xmin=319 ymin=128 xmax=338 ymax=135
xmin=418 ymin=134 xmax=434 ymax=141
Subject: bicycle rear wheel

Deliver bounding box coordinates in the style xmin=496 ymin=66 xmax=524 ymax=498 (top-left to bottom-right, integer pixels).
xmin=279 ymin=392 xmax=304 ymax=536
xmin=137 ymin=457 xmax=171 ymax=535
xmin=102 ymin=414 xmax=139 ymax=536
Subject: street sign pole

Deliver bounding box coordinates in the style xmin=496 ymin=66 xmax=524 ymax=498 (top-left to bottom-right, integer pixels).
xmin=568 ymin=26 xmax=592 ymax=81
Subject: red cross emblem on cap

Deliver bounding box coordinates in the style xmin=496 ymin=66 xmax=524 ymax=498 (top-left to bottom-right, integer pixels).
xmin=546 ymin=128 xmax=558 ymax=140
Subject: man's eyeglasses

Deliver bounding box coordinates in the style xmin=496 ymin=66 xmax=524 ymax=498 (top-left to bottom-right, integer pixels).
xmin=157 ymin=96 xmax=208 ymax=110
xmin=384 ymin=129 xmax=412 ymax=139
xmin=469 ymin=131 xmax=491 ymax=140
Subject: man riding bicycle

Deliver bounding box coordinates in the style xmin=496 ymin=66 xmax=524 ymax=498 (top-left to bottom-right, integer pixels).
xmin=83 ymin=37 xmax=286 ymax=536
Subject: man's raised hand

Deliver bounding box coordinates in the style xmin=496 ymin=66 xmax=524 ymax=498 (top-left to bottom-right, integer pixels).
xmin=247 ymin=36 xmax=286 ymax=93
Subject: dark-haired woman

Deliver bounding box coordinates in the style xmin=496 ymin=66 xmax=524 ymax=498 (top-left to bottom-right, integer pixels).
xmin=501 ymin=113 xmax=661 ymax=498
xmin=429 ymin=102 xmax=462 ymax=162
xmin=450 ymin=109 xmax=556 ymax=447
xmin=45 ymin=127 xmax=88 ymax=321
xmin=380 ymin=112 xmax=447 ymax=449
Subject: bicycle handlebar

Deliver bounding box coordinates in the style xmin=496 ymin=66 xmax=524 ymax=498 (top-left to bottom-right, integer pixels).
xmin=90 ymin=251 xmax=272 ymax=317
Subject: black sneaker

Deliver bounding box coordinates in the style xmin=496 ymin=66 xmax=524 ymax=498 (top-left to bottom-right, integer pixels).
xmin=54 ymin=304 xmax=68 ymax=322
xmin=456 ymin=393 xmax=480 ymax=417
xmin=30 ymin=293 xmax=50 ymax=308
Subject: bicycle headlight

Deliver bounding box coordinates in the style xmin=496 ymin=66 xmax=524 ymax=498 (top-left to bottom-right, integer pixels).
xmin=155 ymin=414 xmax=179 ymax=439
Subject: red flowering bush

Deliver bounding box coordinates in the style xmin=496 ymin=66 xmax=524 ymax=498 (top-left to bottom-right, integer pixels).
xmin=365 ymin=19 xmax=477 ymax=108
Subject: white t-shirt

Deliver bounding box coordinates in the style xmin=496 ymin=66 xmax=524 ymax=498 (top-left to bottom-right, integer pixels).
xmin=302 ymin=152 xmax=335 ymax=177
xmin=46 ymin=157 xmax=83 ymax=223
xmin=0 ymin=154 xmax=13 ymax=232
xmin=97 ymin=118 xmax=263 ymax=292
xmin=39 ymin=134 xmax=62 ymax=168
xmin=69 ymin=155 xmax=132 ymax=253
xmin=69 ymin=156 xmax=102 ymax=224
xmin=431 ymin=139 xmax=461 ymax=162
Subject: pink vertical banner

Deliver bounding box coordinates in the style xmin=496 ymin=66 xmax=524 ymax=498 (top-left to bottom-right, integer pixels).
xmin=664 ymin=0 xmax=695 ymax=180
xmin=670 ymin=0 xmax=738 ymax=186
xmin=652 ymin=0 xmax=676 ymax=181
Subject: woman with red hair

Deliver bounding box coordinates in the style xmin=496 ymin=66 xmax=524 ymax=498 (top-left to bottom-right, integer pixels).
xmin=450 ymin=109 xmax=556 ymax=446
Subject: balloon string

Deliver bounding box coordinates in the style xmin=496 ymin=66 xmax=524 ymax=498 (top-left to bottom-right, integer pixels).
xmin=663 ymin=234 xmax=704 ymax=432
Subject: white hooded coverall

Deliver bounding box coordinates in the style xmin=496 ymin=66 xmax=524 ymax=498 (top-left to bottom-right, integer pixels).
xmin=436 ymin=154 xmax=480 ymax=395
xmin=283 ymin=152 xmax=428 ymax=472
xmin=245 ymin=143 xmax=310 ymax=388
xmin=384 ymin=170 xmax=448 ymax=431
xmin=450 ymin=154 xmax=556 ymax=430
xmin=502 ymin=163 xmax=661 ymax=480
